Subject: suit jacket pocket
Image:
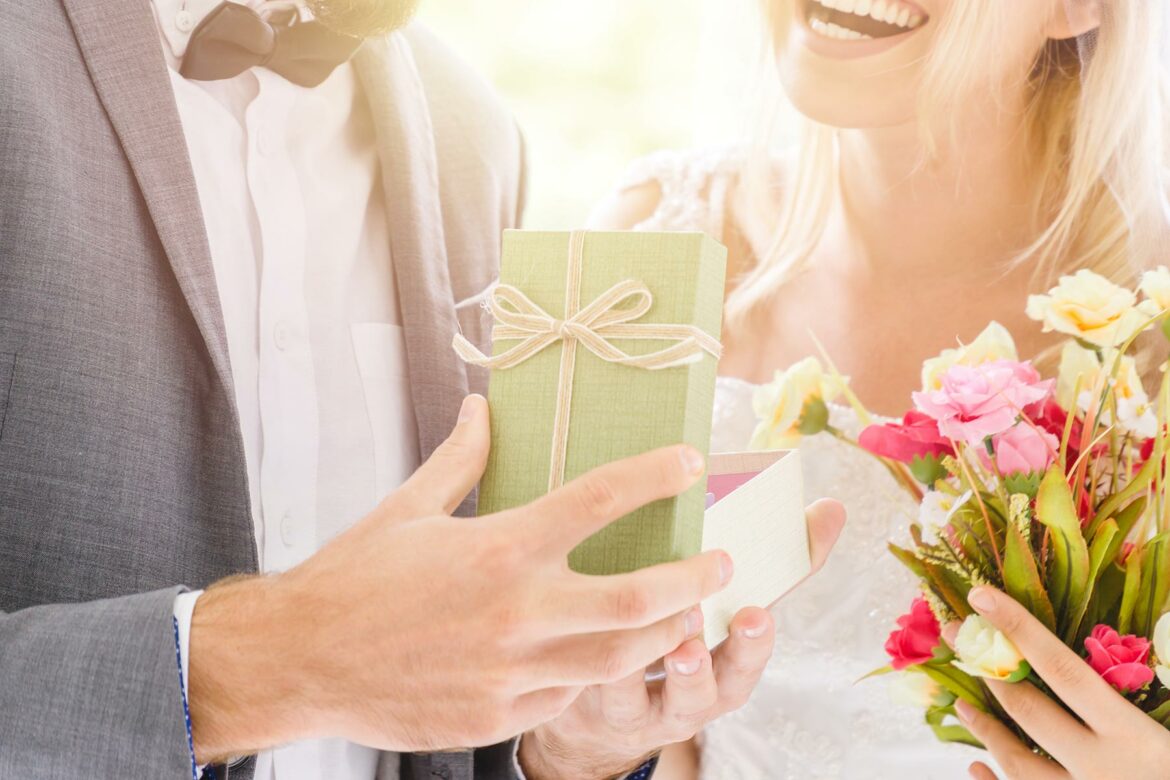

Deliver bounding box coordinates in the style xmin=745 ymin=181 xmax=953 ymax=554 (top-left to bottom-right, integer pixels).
xmin=0 ymin=352 xmax=14 ymax=440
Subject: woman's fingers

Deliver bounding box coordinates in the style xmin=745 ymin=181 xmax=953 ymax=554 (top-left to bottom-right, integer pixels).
xmin=968 ymin=762 xmax=999 ymax=780
xmin=966 ymin=587 xmax=1133 ymax=730
xmin=660 ymin=639 xmax=719 ymax=734
xmin=955 ymin=700 xmax=1070 ymax=780
xmin=982 ymin=679 xmax=1092 ymax=764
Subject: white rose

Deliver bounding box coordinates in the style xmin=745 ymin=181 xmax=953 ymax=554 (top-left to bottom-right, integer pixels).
xmin=889 ymin=671 xmax=955 ymax=709
xmin=1026 ymin=269 xmax=1155 ymax=348
xmin=952 ymin=615 xmax=1030 ymax=682
xmin=1140 ymin=266 xmax=1170 ymax=311
xmin=1154 ymin=613 xmax=1170 ymax=689
xmin=1057 ymin=343 xmax=1155 ymax=437
xmin=749 ymin=357 xmax=845 ymax=450
xmin=917 ymin=489 xmax=971 ymax=545
xmin=921 ymin=321 xmax=1018 ymax=391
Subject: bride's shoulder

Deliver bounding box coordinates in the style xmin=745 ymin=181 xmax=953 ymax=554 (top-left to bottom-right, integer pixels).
xmin=587 ymin=144 xmax=751 ymax=234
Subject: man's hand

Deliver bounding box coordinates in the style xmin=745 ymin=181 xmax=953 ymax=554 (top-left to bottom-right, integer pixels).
xmin=518 ymin=500 xmax=847 ymax=780
xmin=187 ymin=394 xmax=734 ymax=763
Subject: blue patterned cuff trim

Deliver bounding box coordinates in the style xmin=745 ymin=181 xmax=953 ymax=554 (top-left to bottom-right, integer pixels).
xmin=627 ymin=754 xmax=659 ymax=780
xmin=173 ymin=616 xmax=215 ymax=780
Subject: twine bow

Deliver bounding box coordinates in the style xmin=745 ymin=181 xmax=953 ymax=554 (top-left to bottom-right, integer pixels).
xmin=452 ymin=230 xmax=722 ymax=491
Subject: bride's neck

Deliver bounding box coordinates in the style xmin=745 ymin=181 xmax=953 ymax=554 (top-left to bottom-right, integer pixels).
xmin=832 ymin=105 xmax=1039 ymax=278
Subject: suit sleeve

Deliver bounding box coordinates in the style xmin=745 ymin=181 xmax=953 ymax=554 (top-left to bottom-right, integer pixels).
xmin=0 ymin=586 xmax=196 ymax=778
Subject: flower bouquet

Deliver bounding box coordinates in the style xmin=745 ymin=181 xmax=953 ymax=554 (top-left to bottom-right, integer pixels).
xmin=752 ymin=268 xmax=1170 ymax=751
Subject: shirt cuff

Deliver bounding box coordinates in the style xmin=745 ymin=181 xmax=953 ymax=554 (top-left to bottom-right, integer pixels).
xmin=511 ymin=738 xmax=659 ymax=780
xmin=173 ymin=589 xmax=206 ymax=780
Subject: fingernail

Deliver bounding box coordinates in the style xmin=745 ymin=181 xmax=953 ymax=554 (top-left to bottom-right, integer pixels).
xmin=968 ymin=587 xmax=996 ymax=613
xmin=718 ymin=552 xmax=734 ymax=585
xmin=742 ymin=622 xmax=768 ymax=640
xmin=679 ymin=446 xmax=705 ymax=477
xmin=684 ymin=608 xmax=703 ymax=636
xmin=671 ymin=657 xmax=701 ymax=676
xmin=954 ymin=699 xmax=975 ymax=725
xmin=458 ymin=395 xmax=480 ymax=423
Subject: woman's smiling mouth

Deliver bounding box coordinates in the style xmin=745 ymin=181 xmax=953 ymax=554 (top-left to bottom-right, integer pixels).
xmin=802 ymin=0 xmax=928 ymax=41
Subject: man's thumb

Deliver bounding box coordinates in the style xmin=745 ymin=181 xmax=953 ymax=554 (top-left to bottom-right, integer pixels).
xmin=383 ymin=394 xmax=491 ymax=519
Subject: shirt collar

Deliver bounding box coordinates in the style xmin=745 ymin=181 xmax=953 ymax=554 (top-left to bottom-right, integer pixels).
xmin=150 ymin=0 xmax=309 ymax=62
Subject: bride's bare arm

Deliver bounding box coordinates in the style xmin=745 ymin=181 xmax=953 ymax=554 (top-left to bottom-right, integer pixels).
xmin=656 ymin=740 xmax=701 ymax=780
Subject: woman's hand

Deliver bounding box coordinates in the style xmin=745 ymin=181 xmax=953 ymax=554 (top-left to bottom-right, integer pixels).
xmin=952 ymin=587 xmax=1170 ymax=779
xmin=518 ymin=500 xmax=846 ymax=780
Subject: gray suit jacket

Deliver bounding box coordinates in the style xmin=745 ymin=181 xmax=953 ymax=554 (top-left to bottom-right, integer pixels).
xmin=0 ymin=1 xmax=523 ymax=777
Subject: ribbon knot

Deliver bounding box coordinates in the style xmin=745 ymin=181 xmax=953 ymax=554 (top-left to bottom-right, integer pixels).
xmin=452 ymin=230 xmax=721 ymax=491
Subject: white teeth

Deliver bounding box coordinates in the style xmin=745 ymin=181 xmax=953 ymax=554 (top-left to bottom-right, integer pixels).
xmin=808 ymin=0 xmax=926 ymax=36
xmin=809 ymin=16 xmax=873 ymax=40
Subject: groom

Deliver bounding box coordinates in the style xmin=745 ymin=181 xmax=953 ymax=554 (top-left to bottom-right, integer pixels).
xmin=0 ymin=1 xmax=843 ymax=778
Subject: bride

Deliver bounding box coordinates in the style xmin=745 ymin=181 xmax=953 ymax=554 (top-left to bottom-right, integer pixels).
xmin=589 ymin=0 xmax=1169 ymax=777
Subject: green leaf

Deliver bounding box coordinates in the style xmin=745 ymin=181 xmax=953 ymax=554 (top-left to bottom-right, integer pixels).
xmin=925 ymin=705 xmax=985 ymax=749
xmin=1096 ymin=497 xmax=1148 ymax=567
xmin=1003 ymin=522 xmax=1058 ymax=632
xmin=1149 ymin=698 xmax=1170 ymax=728
xmin=1096 ymin=455 xmax=1157 ymax=533
xmin=910 ymin=454 xmax=949 ymax=486
xmin=858 ymin=664 xmax=896 ymax=682
xmin=1034 ymin=467 xmax=1092 ymax=641
xmin=1067 ymin=519 xmax=1121 ymax=643
xmin=1002 ymin=472 xmax=1042 ymax=500
xmin=1132 ymin=534 xmax=1170 ymax=638
xmin=921 ymin=663 xmax=989 ymax=710
xmin=1120 ymin=550 xmax=1143 ymax=635
xmin=888 ymin=542 xmax=928 ymax=579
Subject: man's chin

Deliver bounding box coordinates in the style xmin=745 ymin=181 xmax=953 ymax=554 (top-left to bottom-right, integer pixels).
xmin=307 ymin=0 xmax=422 ymax=38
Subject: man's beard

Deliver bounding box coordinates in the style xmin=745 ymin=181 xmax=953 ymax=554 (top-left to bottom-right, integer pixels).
xmin=306 ymin=0 xmax=422 ymax=38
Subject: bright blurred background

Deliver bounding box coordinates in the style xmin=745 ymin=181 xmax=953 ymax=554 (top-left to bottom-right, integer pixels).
xmin=416 ymin=0 xmax=764 ymax=228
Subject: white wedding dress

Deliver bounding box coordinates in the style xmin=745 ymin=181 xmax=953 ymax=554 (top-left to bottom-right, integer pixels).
xmin=621 ymin=149 xmax=983 ymax=779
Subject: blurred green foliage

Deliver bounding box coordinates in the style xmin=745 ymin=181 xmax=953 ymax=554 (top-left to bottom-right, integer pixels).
xmin=416 ymin=0 xmax=720 ymax=228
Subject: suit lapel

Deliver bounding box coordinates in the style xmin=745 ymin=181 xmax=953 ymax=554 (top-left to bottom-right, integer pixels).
xmin=59 ymin=0 xmax=236 ymax=409
xmin=354 ymin=36 xmax=469 ymax=462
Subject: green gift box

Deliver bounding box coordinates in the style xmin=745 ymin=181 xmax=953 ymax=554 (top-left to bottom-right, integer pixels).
xmin=456 ymin=229 xmax=727 ymax=575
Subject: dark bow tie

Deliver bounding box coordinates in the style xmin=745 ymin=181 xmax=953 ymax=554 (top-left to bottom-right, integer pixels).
xmin=179 ymin=2 xmax=361 ymax=88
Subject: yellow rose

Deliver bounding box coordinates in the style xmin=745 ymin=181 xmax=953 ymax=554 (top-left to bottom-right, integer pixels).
xmin=921 ymin=321 xmax=1018 ymax=391
xmin=952 ymin=615 xmax=1030 ymax=682
xmin=1154 ymin=613 xmax=1170 ymax=689
xmin=889 ymin=671 xmax=955 ymax=709
xmin=1140 ymin=266 xmax=1170 ymax=311
xmin=1057 ymin=342 xmax=1155 ymax=436
xmin=1026 ymin=269 xmax=1154 ymax=348
xmin=749 ymin=357 xmax=845 ymax=450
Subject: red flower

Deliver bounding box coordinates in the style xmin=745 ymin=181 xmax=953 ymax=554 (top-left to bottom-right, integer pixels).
xmin=860 ymin=411 xmax=955 ymax=465
xmin=1084 ymin=625 xmax=1154 ymax=693
xmin=1028 ymin=399 xmax=1083 ymax=466
xmin=885 ymin=598 xmax=942 ymax=670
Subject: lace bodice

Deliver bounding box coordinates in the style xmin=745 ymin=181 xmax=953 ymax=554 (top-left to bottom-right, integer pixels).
xmin=620 ymin=150 xmax=982 ymax=779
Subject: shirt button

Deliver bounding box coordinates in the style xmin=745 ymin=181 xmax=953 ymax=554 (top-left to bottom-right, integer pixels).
xmin=273 ymin=321 xmax=290 ymax=351
xmin=280 ymin=513 xmax=296 ymax=547
xmin=175 ymin=9 xmax=196 ymax=32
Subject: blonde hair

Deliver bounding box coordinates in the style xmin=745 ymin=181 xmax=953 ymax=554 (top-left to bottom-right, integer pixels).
xmin=727 ymin=0 xmax=1170 ymax=323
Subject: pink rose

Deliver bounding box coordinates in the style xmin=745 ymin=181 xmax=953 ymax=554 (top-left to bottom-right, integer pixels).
xmin=859 ymin=411 xmax=955 ymax=464
xmin=912 ymin=360 xmax=1053 ymax=445
xmin=1084 ymin=625 xmax=1155 ymax=693
xmin=885 ymin=598 xmax=942 ymax=670
xmin=992 ymin=424 xmax=1059 ymax=476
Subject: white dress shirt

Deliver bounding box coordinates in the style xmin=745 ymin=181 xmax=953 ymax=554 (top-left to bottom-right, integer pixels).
xmin=153 ymin=1 xmax=421 ymax=777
